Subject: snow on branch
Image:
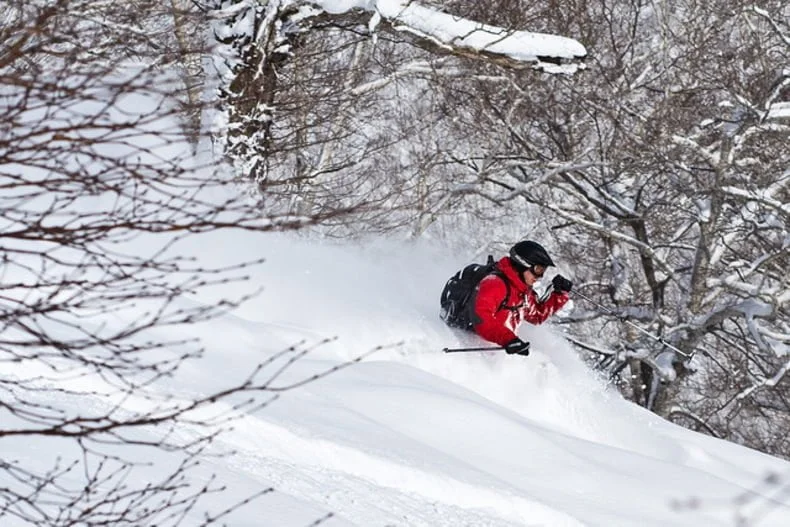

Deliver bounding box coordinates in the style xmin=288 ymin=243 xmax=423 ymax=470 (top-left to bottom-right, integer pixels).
xmin=671 ymin=135 xmax=720 ymax=167
xmin=312 ymin=0 xmax=587 ymax=73
xmin=768 ymin=101 xmax=790 ymax=120
xmin=721 ymin=185 xmax=790 ymax=217
xmin=736 ymin=359 xmax=790 ymax=402
xmin=525 ymin=198 xmax=679 ymax=280
xmin=746 ymin=6 xmax=790 ymax=47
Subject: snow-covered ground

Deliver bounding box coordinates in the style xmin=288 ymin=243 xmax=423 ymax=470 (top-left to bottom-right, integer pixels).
xmin=150 ymin=232 xmax=790 ymax=525
xmin=4 ymin=228 xmax=790 ymax=526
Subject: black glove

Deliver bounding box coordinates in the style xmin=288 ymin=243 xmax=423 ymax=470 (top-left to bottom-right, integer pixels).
xmin=504 ymin=338 xmax=530 ymax=356
xmin=552 ymin=274 xmax=573 ymax=293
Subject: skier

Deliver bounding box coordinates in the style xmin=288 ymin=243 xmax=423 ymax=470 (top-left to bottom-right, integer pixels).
xmin=472 ymin=240 xmax=572 ymax=355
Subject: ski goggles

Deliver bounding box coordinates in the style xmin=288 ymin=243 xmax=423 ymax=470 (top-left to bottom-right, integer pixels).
xmin=529 ymin=265 xmax=547 ymax=278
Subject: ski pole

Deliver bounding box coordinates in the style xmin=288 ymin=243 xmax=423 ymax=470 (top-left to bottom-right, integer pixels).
xmin=443 ymin=346 xmax=505 ymax=353
xmin=570 ymin=290 xmax=693 ymax=360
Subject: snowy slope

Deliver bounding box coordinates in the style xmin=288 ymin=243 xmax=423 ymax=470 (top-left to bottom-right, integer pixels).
xmin=4 ymin=231 xmax=790 ymax=526
xmin=164 ymin=231 xmax=790 ymax=527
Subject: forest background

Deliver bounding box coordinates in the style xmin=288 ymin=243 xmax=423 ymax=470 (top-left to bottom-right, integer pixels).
xmin=2 ymin=1 xmax=789 ymax=522
xmin=213 ymin=0 xmax=790 ymax=458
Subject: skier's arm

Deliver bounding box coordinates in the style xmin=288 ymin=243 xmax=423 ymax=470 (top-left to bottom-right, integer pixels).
xmin=472 ymin=276 xmax=517 ymax=346
xmin=522 ymin=289 xmax=569 ymax=325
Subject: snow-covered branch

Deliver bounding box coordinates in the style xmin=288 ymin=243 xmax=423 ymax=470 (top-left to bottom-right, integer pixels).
xmin=736 ymin=359 xmax=790 ymax=402
xmin=310 ymin=0 xmax=587 ymax=73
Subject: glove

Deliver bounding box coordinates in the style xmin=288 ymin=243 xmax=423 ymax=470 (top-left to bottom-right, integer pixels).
xmin=552 ymin=274 xmax=573 ymax=293
xmin=504 ymin=338 xmax=530 ymax=356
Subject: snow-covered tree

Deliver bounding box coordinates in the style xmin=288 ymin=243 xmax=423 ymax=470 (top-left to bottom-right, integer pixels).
xmin=209 ymin=0 xmax=586 ymax=232
xmin=0 ymin=1 xmax=357 ymax=522
xmin=434 ymin=0 xmax=790 ymax=456
xmin=207 ymin=0 xmax=790 ymax=457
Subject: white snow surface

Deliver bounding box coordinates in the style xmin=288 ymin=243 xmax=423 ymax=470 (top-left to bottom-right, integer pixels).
xmin=188 ymin=232 xmax=790 ymax=526
xmin=7 ymin=230 xmax=786 ymax=526
xmin=767 ymin=101 xmax=790 ymax=120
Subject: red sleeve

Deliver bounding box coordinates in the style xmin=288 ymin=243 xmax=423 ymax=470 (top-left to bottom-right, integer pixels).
xmin=472 ymin=275 xmax=517 ymax=346
xmin=521 ymin=290 xmax=569 ymax=325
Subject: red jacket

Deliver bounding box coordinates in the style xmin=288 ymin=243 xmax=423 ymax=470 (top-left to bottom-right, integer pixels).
xmin=472 ymin=257 xmax=569 ymax=346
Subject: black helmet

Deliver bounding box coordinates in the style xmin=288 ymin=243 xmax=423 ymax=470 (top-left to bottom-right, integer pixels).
xmin=509 ymin=240 xmax=554 ymax=272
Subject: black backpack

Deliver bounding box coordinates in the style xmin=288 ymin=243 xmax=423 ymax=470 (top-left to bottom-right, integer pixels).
xmin=439 ymin=255 xmax=510 ymax=330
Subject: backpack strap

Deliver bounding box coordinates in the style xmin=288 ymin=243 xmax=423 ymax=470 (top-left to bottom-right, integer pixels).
xmin=465 ymin=256 xmax=515 ymax=329
xmin=480 ymin=255 xmax=513 ymax=313
xmin=490 ymin=268 xmax=513 ymax=312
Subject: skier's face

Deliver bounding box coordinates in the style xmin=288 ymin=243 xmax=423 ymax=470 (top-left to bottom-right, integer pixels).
xmin=529 ymin=265 xmax=546 ymax=278
xmin=522 ymin=265 xmax=545 ymax=286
